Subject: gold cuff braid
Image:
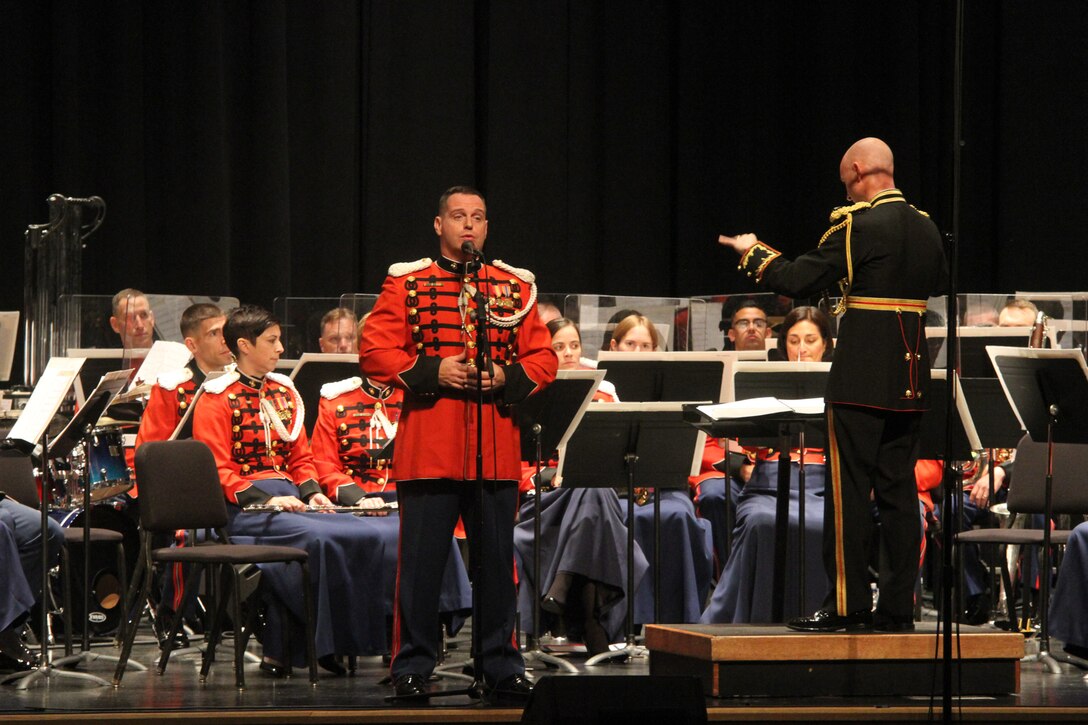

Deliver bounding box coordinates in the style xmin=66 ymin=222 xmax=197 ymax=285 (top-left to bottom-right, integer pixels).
xmin=738 ymin=242 xmax=782 ymax=284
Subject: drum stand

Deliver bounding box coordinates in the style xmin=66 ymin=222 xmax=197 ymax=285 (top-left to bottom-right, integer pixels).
xmin=1 ymin=431 xmax=145 ymax=690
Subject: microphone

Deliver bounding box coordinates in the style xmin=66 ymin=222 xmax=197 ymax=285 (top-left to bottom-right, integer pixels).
xmin=460 ymin=240 xmax=482 ymax=258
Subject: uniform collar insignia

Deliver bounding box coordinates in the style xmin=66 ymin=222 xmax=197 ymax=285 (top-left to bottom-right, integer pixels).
xmin=437 ymin=255 xmax=481 ymax=276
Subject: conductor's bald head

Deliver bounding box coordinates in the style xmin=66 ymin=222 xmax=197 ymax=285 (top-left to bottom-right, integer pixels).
xmin=839 ymin=137 xmax=896 ymax=204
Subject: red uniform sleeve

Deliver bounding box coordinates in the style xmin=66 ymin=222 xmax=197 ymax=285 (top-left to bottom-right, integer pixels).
xmin=361 ymin=275 xmax=441 ymax=392
xmin=501 ymin=302 xmax=558 ymax=403
xmin=285 ymin=427 xmax=320 ymax=487
xmin=134 ymin=385 xmax=179 ymax=449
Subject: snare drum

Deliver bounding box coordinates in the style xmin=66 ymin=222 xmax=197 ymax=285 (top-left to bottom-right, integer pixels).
xmin=70 ymin=426 xmax=133 ymax=505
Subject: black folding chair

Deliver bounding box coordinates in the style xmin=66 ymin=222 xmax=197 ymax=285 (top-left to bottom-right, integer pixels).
xmin=956 ymin=434 xmax=1088 ymax=654
xmin=112 ymin=440 xmax=318 ymax=688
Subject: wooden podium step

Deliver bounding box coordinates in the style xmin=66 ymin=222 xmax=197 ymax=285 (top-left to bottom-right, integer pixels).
xmin=645 ymin=622 xmax=1024 ymax=698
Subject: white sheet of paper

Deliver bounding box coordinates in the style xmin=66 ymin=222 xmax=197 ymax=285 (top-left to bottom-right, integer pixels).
xmin=697 ymin=396 xmax=824 ymax=420
xmin=130 ymin=340 xmax=193 ymax=389
xmin=6 ymin=357 xmax=86 ymax=445
xmin=0 ymin=311 xmax=18 ymax=382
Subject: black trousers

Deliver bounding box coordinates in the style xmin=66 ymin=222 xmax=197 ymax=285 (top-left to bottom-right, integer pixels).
xmin=391 ymin=478 xmax=522 ymax=684
xmin=825 ymin=404 xmax=922 ymax=618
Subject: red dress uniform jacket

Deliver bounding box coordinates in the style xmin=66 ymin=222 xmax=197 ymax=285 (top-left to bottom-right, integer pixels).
xmin=311 ymin=376 xmax=404 ymax=503
xmin=361 ymin=256 xmax=558 ymax=482
xmin=192 ymin=368 xmax=322 ymax=507
xmin=135 ymin=360 xmax=204 ymax=449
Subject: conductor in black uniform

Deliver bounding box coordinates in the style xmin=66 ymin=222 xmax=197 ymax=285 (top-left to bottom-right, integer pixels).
xmin=719 ymin=137 xmax=948 ymax=632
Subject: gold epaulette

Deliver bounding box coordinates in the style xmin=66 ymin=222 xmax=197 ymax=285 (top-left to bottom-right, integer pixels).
xmin=829 ymin=201 xmax=870 ymax=221
xmin=737 ymin=242 xmax=782 ymax=284
xmin=910 ymin=204 xmax=930 ymax=218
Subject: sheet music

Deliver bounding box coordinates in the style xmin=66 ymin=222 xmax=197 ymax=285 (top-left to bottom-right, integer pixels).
xmin=696 ymin=396 xmax=824 ymax=420
xmin=130 ymin=340 xmax=192 ymax=388
xmin=6 ymin=357 xmax=86 ymax=444
xmin=0 ymin=311 xmax=18 ymax=382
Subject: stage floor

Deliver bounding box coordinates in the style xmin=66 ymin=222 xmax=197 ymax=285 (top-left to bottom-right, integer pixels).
xmin=2 ymin=623 xmax=1088 ymax=723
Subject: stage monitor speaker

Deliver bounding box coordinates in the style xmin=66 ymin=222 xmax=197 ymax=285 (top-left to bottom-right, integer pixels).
xmin=520 ymin=675 xmax=706 ymax=725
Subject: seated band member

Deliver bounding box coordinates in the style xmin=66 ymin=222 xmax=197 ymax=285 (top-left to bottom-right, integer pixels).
xmin=1049 ymin=520 xmax=1088 ymax=662
xmin=0 ymin=495 xmax=63 ymax=673
xmin=133 ymin=302 xmax=235 ymax=648
xmin=109 ymin=288 xmax=157 ymax=351
xmin=701 ymin=306 xmax=833 ymax=624
xmin=317 ymin=308 xmax=359 ymax=354
xmin=192 ymin=304 xmax=387 ymax=677
xmin=361 ymin=186 xmax=556 ymax=700
xmin=513 ymin=319 xmax=647 ymax=655
xmin=607 ymin=314 xmax=715 ymax=625
xmin=310 ymin=373 xmax=473 ymax=635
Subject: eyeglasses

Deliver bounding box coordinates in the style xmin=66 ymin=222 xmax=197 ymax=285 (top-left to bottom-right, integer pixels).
xmin=733 ymin=319 xmax=768 ymax=331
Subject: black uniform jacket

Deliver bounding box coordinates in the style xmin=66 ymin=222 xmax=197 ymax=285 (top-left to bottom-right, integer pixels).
xmin=739 ymin=189 xmax=948 ymax=412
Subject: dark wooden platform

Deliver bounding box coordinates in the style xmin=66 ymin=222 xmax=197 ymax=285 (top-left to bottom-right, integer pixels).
xmin=646 ymin=623 xmax=1025 ymax=698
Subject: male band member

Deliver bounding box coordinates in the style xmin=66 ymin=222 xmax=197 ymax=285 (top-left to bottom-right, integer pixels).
xmin=317 ymin=308 xmax=359 ymax=354
xmin=133 ymin=303 xmax=233 ymax=647
xmin=723 ymin=298 xmax=772 ymax=351
xmin=193 ymin=305 xmax=387 ymax=676
xmin=719 ymin=137 xmax=948 ymax=632
xmin=109 ymin=288 xmax=156 ymax=350
xmin=361 ymin=186 xmax=557 ymax=700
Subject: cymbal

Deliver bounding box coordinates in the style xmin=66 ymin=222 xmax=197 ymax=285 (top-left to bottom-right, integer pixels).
xmin=96 ymin=416 xmax=140 ymax=429
xmin=110 ymin=384 xmax=152 ymax=405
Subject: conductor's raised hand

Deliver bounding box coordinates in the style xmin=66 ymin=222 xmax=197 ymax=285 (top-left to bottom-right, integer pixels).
xmin=718 ymin=233 xmax=759 ymax=256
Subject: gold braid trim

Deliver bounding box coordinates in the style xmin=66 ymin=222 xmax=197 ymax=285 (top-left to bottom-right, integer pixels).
xmin=737 ymin=242 xmax=782 ymax=284
xmin=829 ymin=200 xmax=870 ymax=221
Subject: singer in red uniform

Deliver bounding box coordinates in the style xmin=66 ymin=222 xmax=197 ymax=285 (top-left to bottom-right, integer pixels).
xmin=361 ymin=186 xmax=557 ymax=700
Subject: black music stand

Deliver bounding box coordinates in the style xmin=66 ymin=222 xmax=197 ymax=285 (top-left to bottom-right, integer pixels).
xmin=596 ymin=352 xmax=730 ymax=403
xmin=989 ymin=346 xmax=1088 ymax=674
xmin=3 ymin=368 xmax=145 ymax=689
xmin=555 ymin=403 xmax=702 ymax=665
xmin=288 ymin=353 xmax=361 ymax=435
xmin=733 ymin=363 xmax=828 ymax=620
xmin=589 ymin=355 xmax=725 ymax=630
xmin=515 ymin=370 xmax=601 ymax=671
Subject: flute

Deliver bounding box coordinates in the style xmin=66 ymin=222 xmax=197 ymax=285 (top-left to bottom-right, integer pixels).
xmin=242 ymin=501 xmax=398 ymax=515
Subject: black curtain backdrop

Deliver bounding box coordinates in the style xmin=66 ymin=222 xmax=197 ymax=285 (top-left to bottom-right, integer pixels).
xmin=2 ymin=1 xmax=1087 ymax=371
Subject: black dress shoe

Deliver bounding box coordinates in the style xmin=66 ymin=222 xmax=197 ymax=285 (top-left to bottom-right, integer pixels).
xmin=787 ymin=608 xmax=873 ymax=632
xmin=491 ymin=673 xmax=534 ymax=701
xmin=393 ymin=673 xmax=429 ymax=698
xmin=152 ymin=615 xmax=190 ymax=651
xmin=318 ymin=654 xmax=347 ymax=676
xmin=0 ymin=627 xmax=36 ymax=671
xmin=873 ymin=614 xmax=916 ymax=632
xmin=259 ymin=658 xmax=291 ymax=678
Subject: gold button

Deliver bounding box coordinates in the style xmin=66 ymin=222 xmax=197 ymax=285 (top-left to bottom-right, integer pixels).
xmin=416 ymin=342 xmax=424 ymax=350
xmin=345 ymin=468 xmax=354 ymax=476
xmin=339 ymin=423 xmax=348 ymax=433
xmin=463 ymin=276 xmax=472 ymax=284
xmin=408 ymin=289 xmax=417 ymax=297
xmin=337 ymin=405 xmax=345 ymax=413
xmin=412 ymin=325 xmax=420 ymax=333
xmin=408 ymin=307 xmax=418 ymax=315
xmin=279 ymin=386 xmax=286 ymax=393
xmin=513 ymin=292 xmax=521 ymax=299
xmin=904 ymin=353 xmax=912 ymax=361
xmin=228 ymin=393 xmax=237 ymax=400
xmin=467 ymin=340 xmax=476 ymax=349
xmin=905 ymin=390 xmax=914 ymax=398
xmin=509 ymin=279 xmax=516 ymax=285
xmin=466 ymin=324 xmax=475 ymax=332
xmin=233 ymin=442 xmax=241 ymax=450
xmin=232 ymin=425 xmax=240 ymax=433
xmin=917 ymin=391 xmax=924 ymax=399
xmin=374 ymin=402 xmax=382 ymax=410
xmin=179 ymin=401 xmax=187 ymax=409
xmin=341 ymin=438 xmax=349 ymax=446
xmin=241 ymin=464 xmax=251 ymax=472
xmin=407 ymin=276 xmax=416 ymax=282
xmin=288 ymin=401 xmax=295 ymax=408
